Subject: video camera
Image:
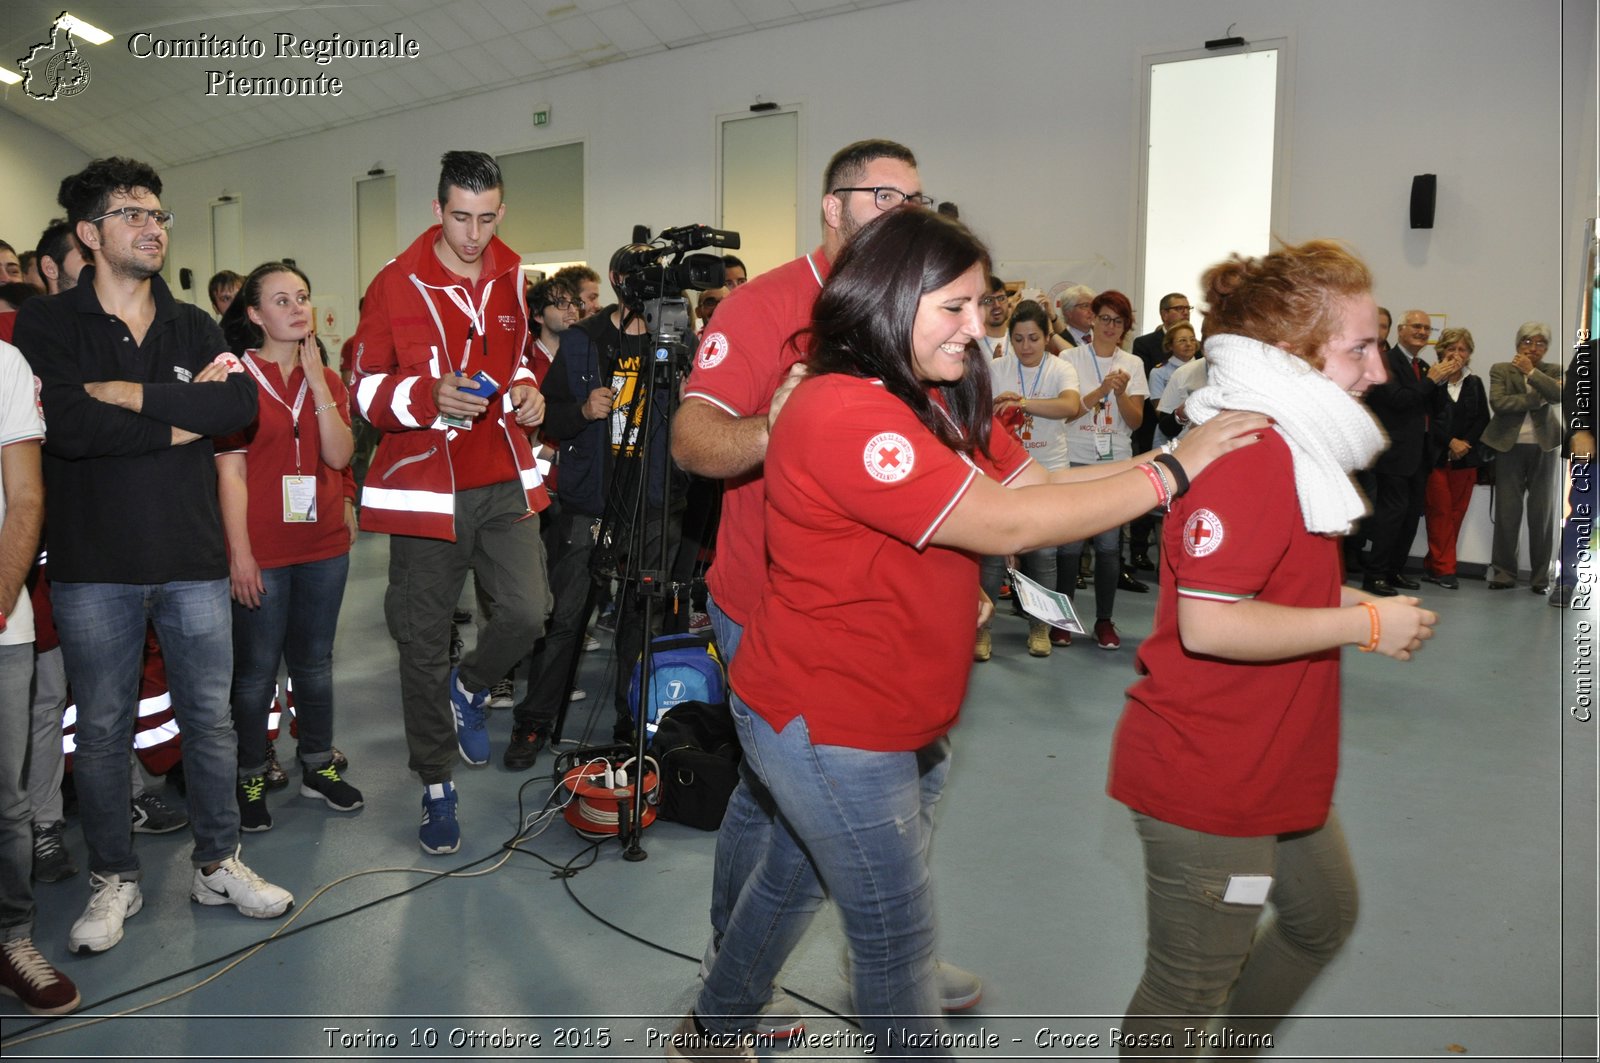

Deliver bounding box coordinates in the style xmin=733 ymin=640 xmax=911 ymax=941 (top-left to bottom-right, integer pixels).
xmin=609 ymin=224 xmax=740 ymax=309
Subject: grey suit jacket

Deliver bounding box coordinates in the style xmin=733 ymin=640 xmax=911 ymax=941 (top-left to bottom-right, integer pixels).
xmin=1483 ymin=361 xmax=1563 ymax=452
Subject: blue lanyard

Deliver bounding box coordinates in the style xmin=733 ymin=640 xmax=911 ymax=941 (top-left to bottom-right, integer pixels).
xmin=1016 ymin=357 xmax=1045 ymax=398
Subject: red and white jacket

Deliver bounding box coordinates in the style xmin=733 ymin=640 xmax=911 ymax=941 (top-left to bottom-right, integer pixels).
xmin=351 ymin=226 xmax=548 ymax=540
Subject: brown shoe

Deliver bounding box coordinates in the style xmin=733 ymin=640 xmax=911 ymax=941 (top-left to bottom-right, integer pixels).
xmin=0 ymin=937 xmax=81 ymax=1015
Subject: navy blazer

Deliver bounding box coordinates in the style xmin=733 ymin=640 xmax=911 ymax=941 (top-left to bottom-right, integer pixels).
xmin=1131 ymin=328 xmax=1166 ymax=374
xmin=1366 ymin=344 xmax=1439 ymax=475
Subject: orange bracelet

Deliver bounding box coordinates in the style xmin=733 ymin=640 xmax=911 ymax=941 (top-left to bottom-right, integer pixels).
xmin=1358 ymin=601 xmax=1380 ymax=652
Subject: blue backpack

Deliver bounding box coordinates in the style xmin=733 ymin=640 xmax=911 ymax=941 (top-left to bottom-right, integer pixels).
xmin=628 ymin=633 xmax=727 ymax=737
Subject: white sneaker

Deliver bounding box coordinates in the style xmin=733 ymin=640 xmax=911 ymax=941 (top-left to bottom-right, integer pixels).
xmin=663 ymin=1013 xmax=757 ymax=1062
xmin=486 ymin=678 xmax=514 ymax=709
xmin=69 ymin=872 xmax=143 ymax=954
xmin=190 ymin=847 xmax=293 ymax=918
xmin=700 ymin=937 xmax=805 ymax=1039
xmin=583 ymin=634 xmax=601 ymax=652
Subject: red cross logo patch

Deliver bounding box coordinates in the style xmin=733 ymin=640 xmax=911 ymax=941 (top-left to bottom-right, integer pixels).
xmin=863 ymin=432 xmax=915 ymax=483
xmin=696 ymin=332 xmax=729 ymax=370
xmin=1182 ymin=508 xmax=1225 ymax=558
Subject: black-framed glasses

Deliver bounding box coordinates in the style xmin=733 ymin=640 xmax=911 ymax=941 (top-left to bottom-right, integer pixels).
xmin=1096 ymin=314 xmax=1126 ymax=327
xmin=89 ymin=206 xmax=175 ymax=230
xmin=547 ymin=298 xmax=577 ymax=310
xmin=829 ymin=186 xmax=935 ymax=210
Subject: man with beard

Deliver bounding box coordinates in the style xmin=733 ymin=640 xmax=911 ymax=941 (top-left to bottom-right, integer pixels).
xmin=15 ymin=157 xmax=292 ymax=956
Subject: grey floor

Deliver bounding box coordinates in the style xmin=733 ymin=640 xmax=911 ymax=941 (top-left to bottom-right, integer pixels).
xmin=1 ymin=530 xmax=1595 ymax=1062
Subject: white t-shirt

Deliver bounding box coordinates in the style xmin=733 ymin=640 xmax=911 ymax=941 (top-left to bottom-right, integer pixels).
xmin=0 ymin=341 xmax=44 ymax=646
xmin=1154 ymin=357 xmax=1210 ymax=445
xmin=976 ymin=333 xmax=1008 ymax=361
xmin=987 ymin=351 xmax=1080 ymax=470
xmin=1060 ymin=345 xmax=1148 ymax=463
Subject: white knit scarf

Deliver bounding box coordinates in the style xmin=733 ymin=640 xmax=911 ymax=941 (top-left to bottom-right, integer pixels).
xmin=1184 ymin=333 xmax=1386 ymax=535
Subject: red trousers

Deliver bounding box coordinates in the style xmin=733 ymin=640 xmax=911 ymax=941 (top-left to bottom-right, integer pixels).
xmin=1424 ymin=465 xmax=1478 ymax=576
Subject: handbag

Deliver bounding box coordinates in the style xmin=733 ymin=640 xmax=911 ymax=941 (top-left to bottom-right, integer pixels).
xmin=1474 ymin=443 xmax=1497 ymax=486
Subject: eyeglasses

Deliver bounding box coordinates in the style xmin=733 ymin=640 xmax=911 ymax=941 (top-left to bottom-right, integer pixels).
xmin=1165 ymin=304 xmax=1192 ymax=314
xmin=829 ymin=186 xmax=936 ymax=210
xmin=1518 ymin=337 xmax=1549 ymax=347
xmin=980 ymin=296 xmax=1007 ymax=308
xmin=547 ymin=298 xmax=577 ymax=310
xmin=88 ymin=206 xmax=175 ymax=230
xmin=1096 ymin=314 xmax=1126 ymax=327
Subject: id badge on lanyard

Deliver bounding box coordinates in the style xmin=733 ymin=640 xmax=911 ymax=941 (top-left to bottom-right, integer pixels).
xmin=282 ymin=476 xmax=317 ymax=522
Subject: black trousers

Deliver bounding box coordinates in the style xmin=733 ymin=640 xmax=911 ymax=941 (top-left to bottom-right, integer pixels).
xmin=1365 ymin=464 xmax=1428 ymax=578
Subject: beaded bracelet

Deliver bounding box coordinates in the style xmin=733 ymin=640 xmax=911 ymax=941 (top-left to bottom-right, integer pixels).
xmin=1151 ymin=452 xmax=1190 ymax=497
xmin=1358 ymin=601 xmax=1380 ymax=653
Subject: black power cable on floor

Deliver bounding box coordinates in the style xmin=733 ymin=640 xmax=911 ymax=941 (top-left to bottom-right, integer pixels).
xmin=2 ymin=771 xmax=857 ymax=1049
xmin=517 ymin=834 xmax=861 ymax=1033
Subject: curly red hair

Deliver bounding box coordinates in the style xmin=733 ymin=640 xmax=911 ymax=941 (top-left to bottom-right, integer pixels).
xmin=1199 ymin=240 xmax=1372 ymax=368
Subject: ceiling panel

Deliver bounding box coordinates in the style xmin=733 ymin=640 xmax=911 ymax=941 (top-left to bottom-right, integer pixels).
xmin=1 ymin=0 xmax=908 ymax=167
xmin=678 ymin=0 xmax=751 ymax=35
xmin=587 ymin=6 xmax=663 ymax=55
xmin=479 ymin=0 xmax=550 ymax=36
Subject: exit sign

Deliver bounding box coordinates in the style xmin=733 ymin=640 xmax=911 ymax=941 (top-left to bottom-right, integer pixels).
xmin=533 ymin=108 xmax=550 ymax=126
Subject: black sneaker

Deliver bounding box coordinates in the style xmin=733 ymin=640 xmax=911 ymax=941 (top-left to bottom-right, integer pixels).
xmin=31 ymin=823 xmax=78 ymax=883
xmin=1118 ymin=568 xmax=1150 ymax=593
xmin=262 ymin=747 xmax=289 ymax=791
xmin=130 ymin=791 xmax=188 ymax=834
xmin=299 ymin=763 xmax=363 ymax=812
xmin=237 ymin=775 xmax=272 ymax=832
xmin=503 ymin=728 xmax=546 ymax=772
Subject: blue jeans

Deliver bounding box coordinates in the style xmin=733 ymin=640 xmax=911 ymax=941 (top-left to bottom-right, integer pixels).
xmin=1057 ymin=462 xmax=1123 ymax=618
xmin=705 ymin=600 xmax=798 ymax=956
xmin=1 ymin=643 xmax=34 ymax=939
xmin=52 ymin=580 xmax=239 ymax=872
xmin=697 ymin=690 xmax=952 ymax=1057
xmin=231 ymin=553 xmax=349 ymax=777
xmin=979 ymin=549 xmax=1057 ymax=607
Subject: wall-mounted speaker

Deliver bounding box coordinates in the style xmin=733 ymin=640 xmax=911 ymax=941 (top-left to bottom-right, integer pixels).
xmin=1409 ymin=174 xmax=1437 ymax=229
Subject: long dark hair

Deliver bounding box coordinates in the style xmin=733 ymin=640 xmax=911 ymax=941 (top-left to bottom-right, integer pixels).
xmin=222 ymin=261 xmax=312 ymax=354
xmin=805 ymin=210 xmax=993 ymax=457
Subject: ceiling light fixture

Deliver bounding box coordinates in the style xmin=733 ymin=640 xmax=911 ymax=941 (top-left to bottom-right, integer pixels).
xmin=59 ymin=13 xmax=114 ymax=46
xmin=0 ymin=67 xmax=22 ymax=85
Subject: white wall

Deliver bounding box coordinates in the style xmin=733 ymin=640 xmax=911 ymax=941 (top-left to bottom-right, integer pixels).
xmin=0 ymin=108 xmax=89 ymax=255
xmin=7 ymin=0 xmax=1586 ymax=566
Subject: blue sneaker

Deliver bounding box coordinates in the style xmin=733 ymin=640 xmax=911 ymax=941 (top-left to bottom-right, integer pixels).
xmin=419 ymin=782 xmax=460 ymax=855
xmin=449 ymin=667 xmax=490 ymax=766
